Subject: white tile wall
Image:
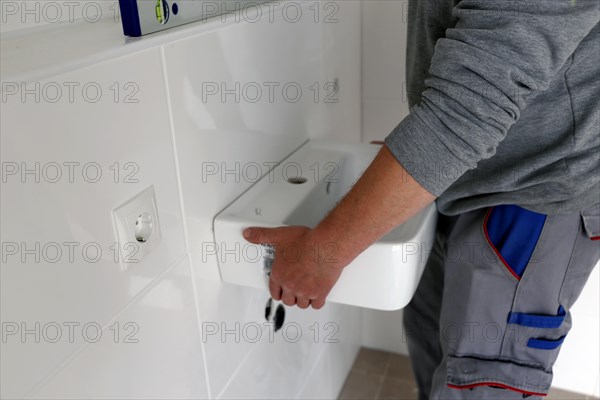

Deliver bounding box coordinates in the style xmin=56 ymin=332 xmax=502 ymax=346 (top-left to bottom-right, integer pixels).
xmin=30 ymin=256 xmax=209 ymax=399
xmin=361 ymin=309 xmax=408 ymax=355
xmin=163 ymin=2 xmax=362 ymax=397
xmin=217 ymin=304 xmax=350 ymax=399
xmin=361 ymin=0 xmax=410 ymax=143
xmin=1 ymin=48 xmax=186 ymax=399
xmin=0 ymin=0 xmax=120 ymax=34
xmin=296 ymin=304 xmax=362 ymax=400
xmin=1 ymin=1 xmax=362 ymax=399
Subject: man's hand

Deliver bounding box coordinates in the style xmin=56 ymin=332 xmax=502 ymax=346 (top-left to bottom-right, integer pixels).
xmin=243 ymin=226 xmax=343 ymax=309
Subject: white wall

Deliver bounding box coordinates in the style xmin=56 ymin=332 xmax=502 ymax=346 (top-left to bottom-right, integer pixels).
xmin=361 ymin=0 xmax=410 ymax=144
xmin=0 ymin=2 xmax=363 ymax=398
xmin=0 ymin=0 xmax=120 ymax=34
xmin=359 ymin=1 xmax=600 ymax=397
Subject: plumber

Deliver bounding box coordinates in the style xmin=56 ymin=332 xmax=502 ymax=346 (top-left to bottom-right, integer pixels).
xmin=243 ymin=1 xmax=600 ymax=398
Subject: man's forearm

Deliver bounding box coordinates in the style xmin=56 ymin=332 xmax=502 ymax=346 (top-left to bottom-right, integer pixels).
xmin=310 ymin=144 xmax=437 ymax=270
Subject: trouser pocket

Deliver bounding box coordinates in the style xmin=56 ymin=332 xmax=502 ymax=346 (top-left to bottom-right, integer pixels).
xmin=501 ymin=205 xmax=600 ymax=372
xmin=438 ymin=204 xmax=599 ymax=397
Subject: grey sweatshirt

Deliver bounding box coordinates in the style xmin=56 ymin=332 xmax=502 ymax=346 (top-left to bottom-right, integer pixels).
xmin=384 ymin=0 xmax=600 ymax=215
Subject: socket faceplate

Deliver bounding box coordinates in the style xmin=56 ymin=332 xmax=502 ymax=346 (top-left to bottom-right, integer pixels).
xmin=112 ymin=186 xmax=161 ymax=270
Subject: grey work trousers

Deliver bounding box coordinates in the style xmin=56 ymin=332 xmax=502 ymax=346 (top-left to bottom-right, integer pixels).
xmin=404 ymin=204 xmax=600 ymax=399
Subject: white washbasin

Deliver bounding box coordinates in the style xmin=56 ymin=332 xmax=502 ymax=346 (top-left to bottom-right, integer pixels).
xmin=213 ymin=140 xmax=437 ymax=310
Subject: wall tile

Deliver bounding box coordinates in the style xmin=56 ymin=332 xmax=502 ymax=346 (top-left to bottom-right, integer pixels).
xmin=30 ymin=256 xmax=209 ymax=399
xmin=297 ymin=303 xmax=362 ymax=400
xmin=0 ymin=0 xmax=119 ymax=34
xmin=217 ymin=302 xmax=361 ymax=399
xmin=361 ymin=1 xmax=408 ymax=101
xmin=164 ymin=2 xmax=362 ymax=397
xmin=0 ymin=48 xmax=186 ymax=398
xmin=362 ymin=97 xmax=409 ymax=142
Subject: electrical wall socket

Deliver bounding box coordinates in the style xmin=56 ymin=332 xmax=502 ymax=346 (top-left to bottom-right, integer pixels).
xmin=112 ymin=185 xmax=161 ymax=271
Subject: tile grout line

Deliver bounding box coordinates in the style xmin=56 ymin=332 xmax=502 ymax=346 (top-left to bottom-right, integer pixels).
xmin=215 ymin=333 xmax=264 ymax=399
xmin=24 ymin=253 xmax=188 ymax=399
xmin=294 ymin=345 xmax=330 ymax=400
xmin=159 ymin=44 xmax=213 ymax=400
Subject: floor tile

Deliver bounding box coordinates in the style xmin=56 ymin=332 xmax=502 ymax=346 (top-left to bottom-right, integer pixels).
xmin=377 ymin=377 xmax=418 ymax=400
xmin=386 ymin=353 xmax=415 ymax=382
xmin=547 ymin=388 xmax=593 ymax=400
xmin=353 ymin=347 xmax=391 ymax=375
xmin=338 ymin=369 xmax=384 ymax=400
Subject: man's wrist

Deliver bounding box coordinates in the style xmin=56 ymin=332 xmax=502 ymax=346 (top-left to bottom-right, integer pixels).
xmin=307 ymin=225 xmax=358 ymax=272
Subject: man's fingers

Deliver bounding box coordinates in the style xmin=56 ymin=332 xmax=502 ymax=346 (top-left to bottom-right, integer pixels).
xmin=297 ymin=297 xmax=310 ymax=309
xmin=243 ymin=227 xmax=277 ymax=244
xmin=269 ymin=279 xmax=282 ymax=301
xmin=243 ymin=225 xmax=307 ymax=244
xmin=281 ymin=291 xmax=297 ymax=306
xmin=310 ymin=297 xmax=326 ymax=310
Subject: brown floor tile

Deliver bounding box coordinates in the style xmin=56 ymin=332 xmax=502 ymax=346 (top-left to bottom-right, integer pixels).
xmin=338 ymin=369 xmax=384 ymax=400
xmin=377 ymin=377 xmax=419 ymax=400
xmin=547 ymin=388 xmax=597 ymax=400
xmin=386 ymin=354 xmax=415 ymax=382
xmin=352 ymin=347 xmax=391 ymax=376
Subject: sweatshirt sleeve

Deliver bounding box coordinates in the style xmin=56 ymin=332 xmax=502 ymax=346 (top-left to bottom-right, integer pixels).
xmin=385 ymin=0 xmax=599 ymax=196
